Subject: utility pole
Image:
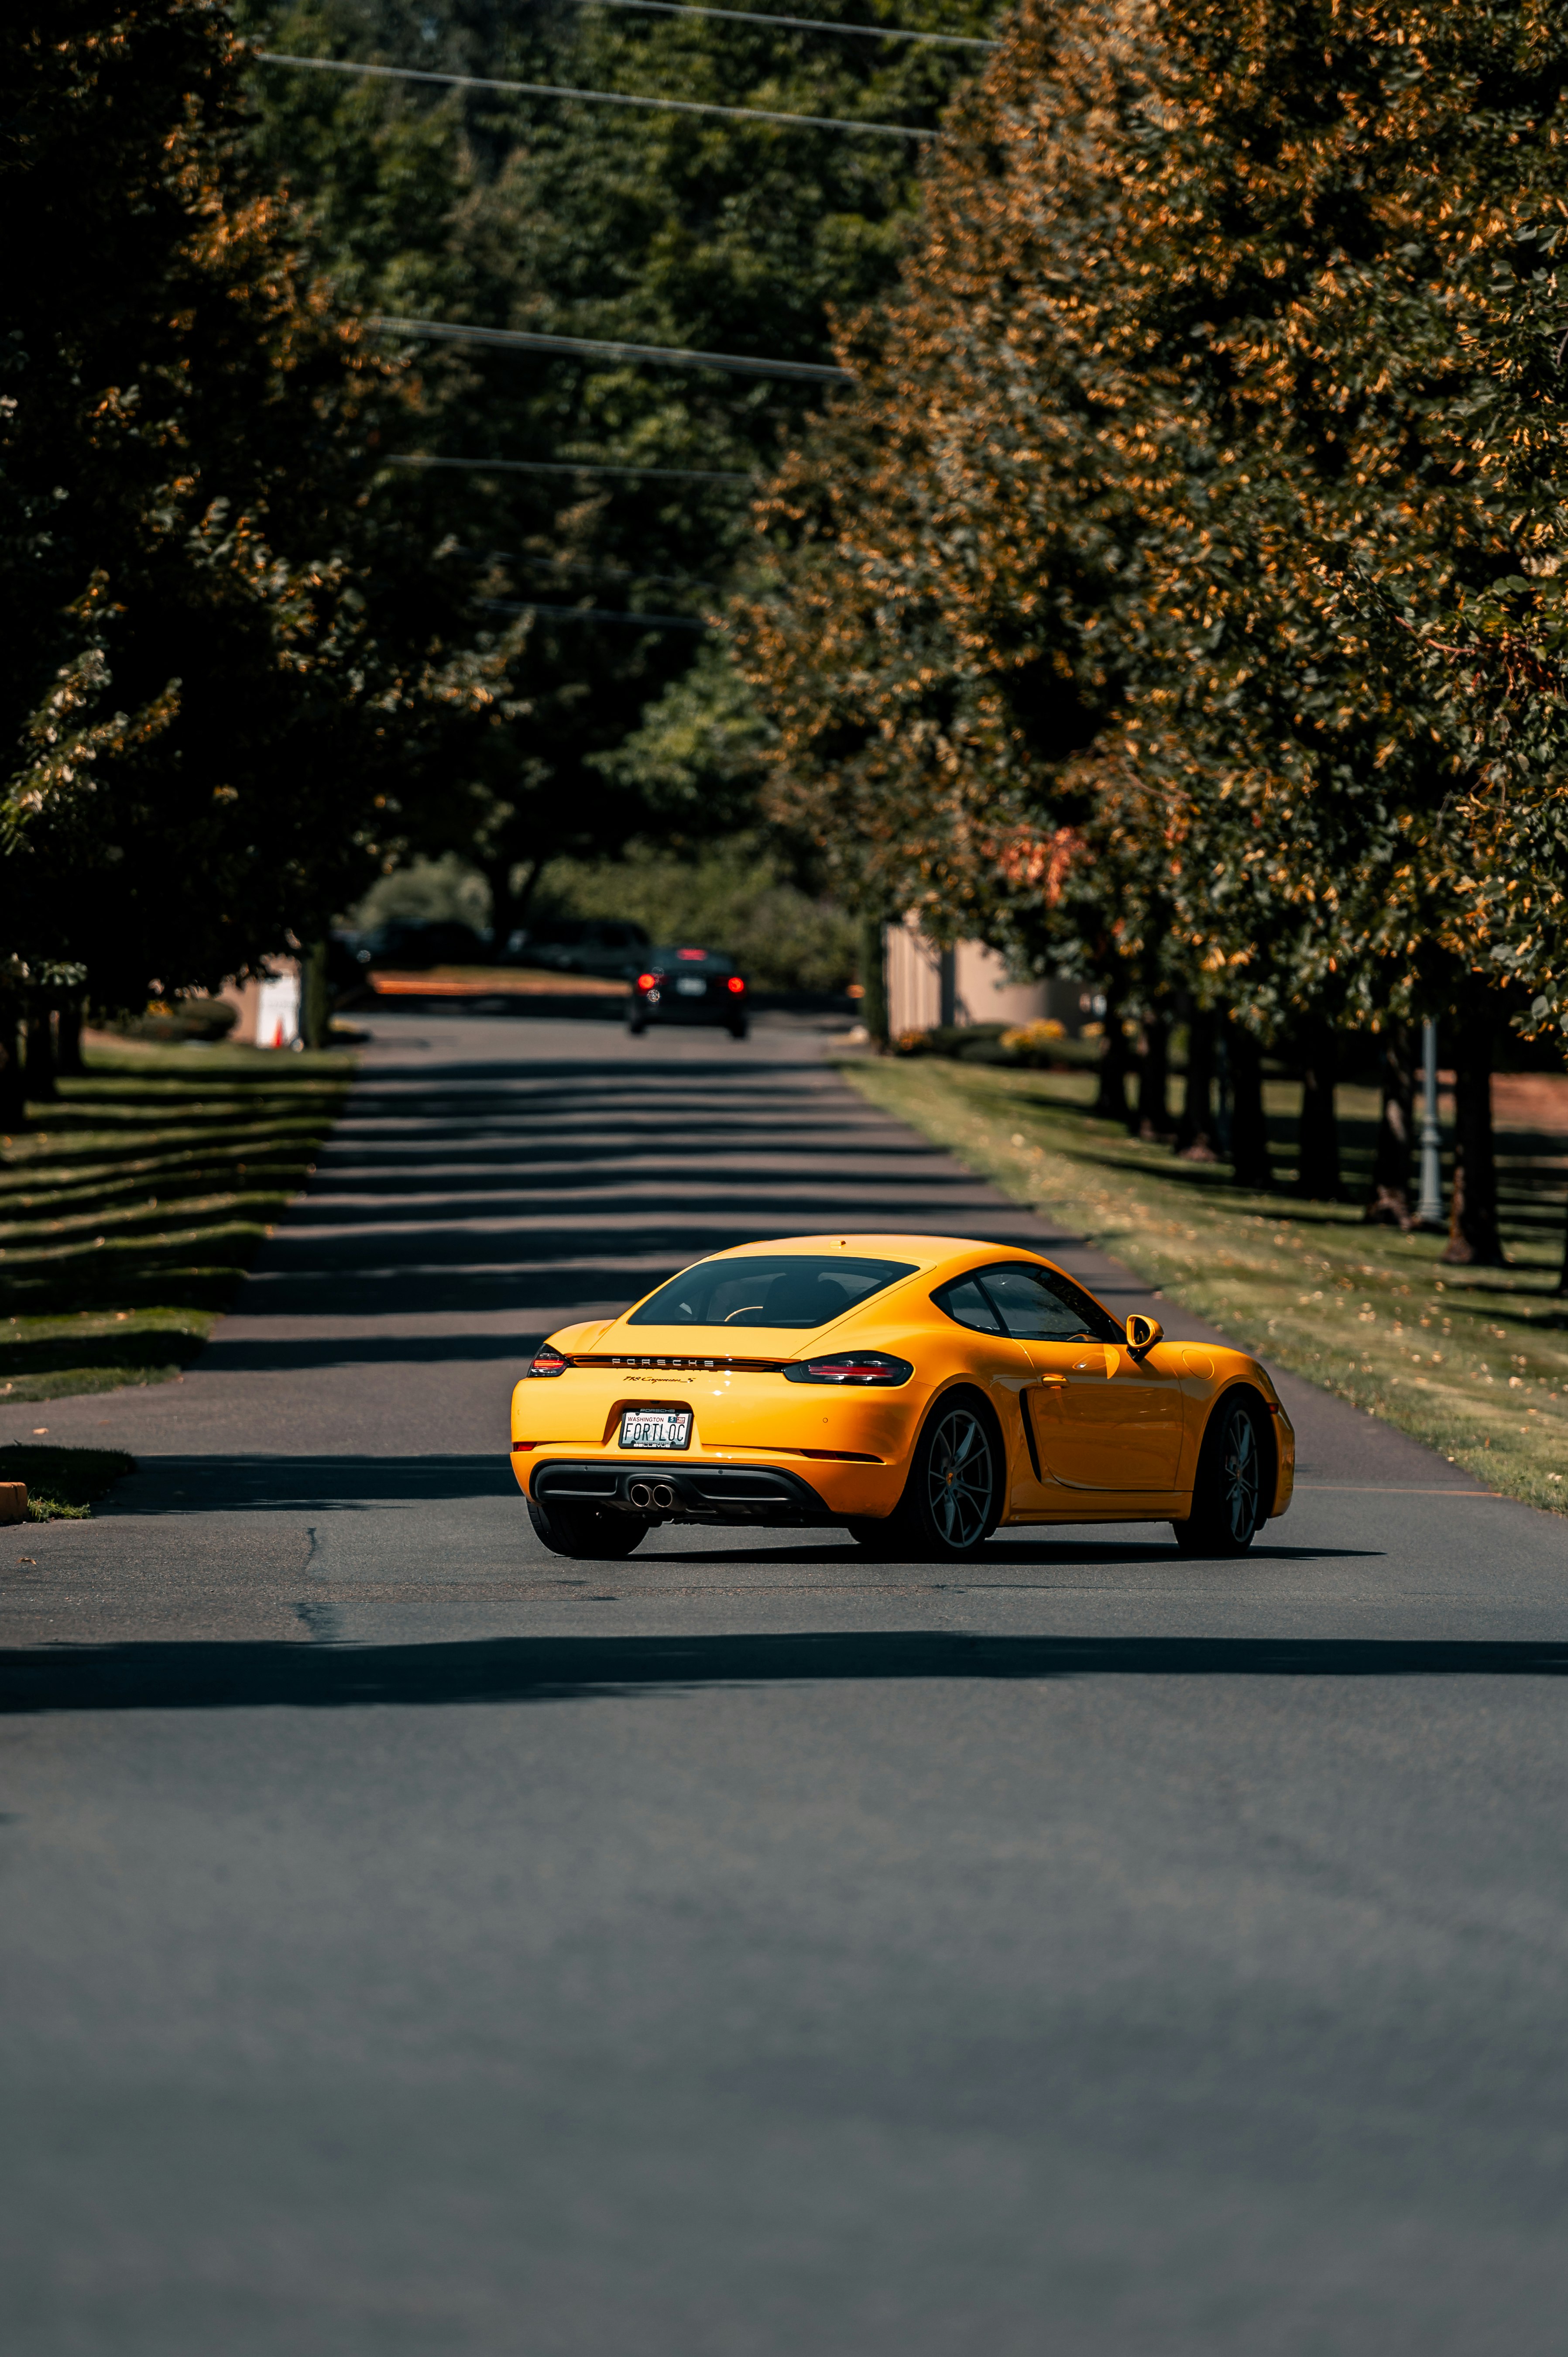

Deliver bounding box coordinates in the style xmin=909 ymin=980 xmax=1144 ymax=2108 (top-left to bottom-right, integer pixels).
xmin=1416 ymin=1017 xmax=1444 ymax=1229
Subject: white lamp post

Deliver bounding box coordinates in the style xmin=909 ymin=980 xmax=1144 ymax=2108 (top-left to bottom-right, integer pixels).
xmin=1416 ymin=1017 xmax=1444 ymax=1228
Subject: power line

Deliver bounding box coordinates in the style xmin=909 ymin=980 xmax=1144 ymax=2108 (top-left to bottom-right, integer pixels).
xmin=566 ymin=0 xmax=1000 ymax=48
xmin=455 ymin=547 xmax=721 ymax=590
xmin=482 ymin=599 xmax=708 ymax=629
xmin=388 ymin=453 xmax=756 ymax=484
xmin=370 ymin=315 xmax=853 ymax=384
xmin=258 ymin=52 xmax=938 ymax=139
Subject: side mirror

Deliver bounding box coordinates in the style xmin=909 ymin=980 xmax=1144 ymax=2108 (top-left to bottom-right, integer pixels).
xmin=1125 ymin=1313 xmax=1163 ymax=1357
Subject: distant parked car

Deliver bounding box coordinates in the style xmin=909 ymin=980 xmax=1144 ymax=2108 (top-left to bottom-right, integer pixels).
xmin=507 ymin=917 xmax=651 ymax=979
xmin=628 ymin=948 xmax=748 ymax=1039
xmin=350 ymin=918 xmax=487 ymax=971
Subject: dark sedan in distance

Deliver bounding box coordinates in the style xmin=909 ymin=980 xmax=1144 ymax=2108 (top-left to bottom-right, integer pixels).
xmin=628 ymin=948 xmax=749 ymax=1039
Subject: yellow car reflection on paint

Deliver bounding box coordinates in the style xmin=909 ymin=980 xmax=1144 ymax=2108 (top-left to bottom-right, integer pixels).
xmin=510 ymin=1233 xmax=1294 ymax=1562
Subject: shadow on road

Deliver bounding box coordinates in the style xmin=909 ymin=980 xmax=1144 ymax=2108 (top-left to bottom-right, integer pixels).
xmin=4 ymin=1630 xmax=1565 ymax=1714
xmin=104 ymin=1453 xmax=517 ymax=1511
xmin=645 ymin=1539 xmax=1383 ymax=1567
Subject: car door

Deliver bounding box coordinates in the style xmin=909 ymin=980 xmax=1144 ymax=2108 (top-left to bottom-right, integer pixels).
xmin=927 ymin=1272 xmax=1052 ymax=1516
xmin=976 ymin=1264 xmax=1185 ymax=1493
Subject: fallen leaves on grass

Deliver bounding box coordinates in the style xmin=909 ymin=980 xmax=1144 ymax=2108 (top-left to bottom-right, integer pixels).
xmin=842 ymin=1054 xmax=1568 ymax=1517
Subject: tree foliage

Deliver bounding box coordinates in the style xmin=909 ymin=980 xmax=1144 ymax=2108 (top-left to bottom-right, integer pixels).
xmin=236 ymin=0 xmax=995 ymax=930
xmin=739 ymin=0 xmax=1568 ymax=1054
xmin=2 ymin=0 xmax=498 ymax=1008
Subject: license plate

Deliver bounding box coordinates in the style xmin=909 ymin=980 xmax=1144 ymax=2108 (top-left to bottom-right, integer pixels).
xmin=619 ymin=1408 xmax=693 ymax=1451
xmin=675 ymin=976 xmax=706 ymax=997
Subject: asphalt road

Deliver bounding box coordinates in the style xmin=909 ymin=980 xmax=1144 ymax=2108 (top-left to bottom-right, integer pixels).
xmin=4 ymin=1007 xmax=1567 ymax=2356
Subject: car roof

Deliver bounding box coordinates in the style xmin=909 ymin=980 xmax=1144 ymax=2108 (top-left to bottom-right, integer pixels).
xmin=596 ymin=1233 xmax=1098 ymax=1343
xmin=663 ymin=1233 xmax=1051 ymax=1275
xmin=647 ymin=946 xmax=732 ymax=967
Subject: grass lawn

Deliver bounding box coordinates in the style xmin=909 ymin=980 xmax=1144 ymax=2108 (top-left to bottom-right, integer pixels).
xmin=0 ymin=1038 xmax=353 ymax=1404
xmin=840 ymin=1053 xmax=1568 ymax=1518
xmin=2 ymin=1443 xmax=137 ymax=1521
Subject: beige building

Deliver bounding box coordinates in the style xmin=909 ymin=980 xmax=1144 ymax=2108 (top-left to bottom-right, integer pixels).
xmin=885 ymin=917 xmax=1054 ymax=1039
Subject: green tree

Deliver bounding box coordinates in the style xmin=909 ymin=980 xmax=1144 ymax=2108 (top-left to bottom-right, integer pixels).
xmin=742 ymin=0 xmax=1568 ymax=1255
xmin=1 ymin=0 xmax=502 ymax=1048
xmin=237 ymin=0 xmax=996 ymax=935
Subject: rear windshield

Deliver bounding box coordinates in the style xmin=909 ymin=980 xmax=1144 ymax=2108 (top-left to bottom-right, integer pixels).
xmin=628 ymin=1253 xmax=916 ymax=1330
xmin=650 ymin=947 xmax=732 ymax=971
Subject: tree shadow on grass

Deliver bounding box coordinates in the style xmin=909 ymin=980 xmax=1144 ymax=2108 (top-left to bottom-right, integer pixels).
xmin=0 ymin=1329 xmax=201 ymax=1387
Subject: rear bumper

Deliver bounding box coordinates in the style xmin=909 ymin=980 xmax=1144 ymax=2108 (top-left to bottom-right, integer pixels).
xmin=632 ymin=1003 xmax=741 ymax=1024
xmin=1268 ymin=1403 xmax=1296 ymax=1518
xmin=531 ymin=1456 xmax=835 ymax=1527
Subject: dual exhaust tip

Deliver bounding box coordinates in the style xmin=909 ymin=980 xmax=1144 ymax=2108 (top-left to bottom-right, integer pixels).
xmin=628 ymin=1479 xmax=677 ymax=1513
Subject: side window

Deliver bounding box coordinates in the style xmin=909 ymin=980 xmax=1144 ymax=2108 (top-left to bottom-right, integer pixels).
xmin=931 ymin=1275 xmax=1004 ymax=1335
xmin=973 ymin=1264 xmax=1123 ymax=1345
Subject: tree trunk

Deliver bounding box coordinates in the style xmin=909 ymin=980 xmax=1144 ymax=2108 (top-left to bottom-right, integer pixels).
xmin=300 ymin=944 xmax=329 ymax=1050
xmin=1092 ymin=989 xmax=1132 ymax=1121
xmin=1175 ymin=1007 xmax=1221 ymax=1160
xmin=513 ymin=858 xmax=543 ymax=931
xmin=1296 ymin=1021 xmax=1341 ymax=1199
xmin=0 ymin=1001 xmax=25 ymax=1129
xmin=859 ymin=912 xmax=889 ymax=1048
xmin=1136 ymin=1014 xmax=1173 ymax=1141
xmin=489 ymin=857 xmax=543 ymax=958
xmin=1364 ymin=1020 xmax=1415 ymax=1227
xmin=55 ymin=997 xmax=86 ymax=1078
xmin=23 ymin=997 xmax=57 ymax=1102
xmin=483 ymin=858 xmax=517 ymax=957
xmin=1227 ymin=1022 xmax=1274 ymax=1190
xmin=1441 ymin=1013 xmax=1505 ymax=1266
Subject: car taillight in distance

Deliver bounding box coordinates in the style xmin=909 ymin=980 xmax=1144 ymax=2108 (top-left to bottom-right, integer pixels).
xmin=527 ymin=1347 xmax=570 ymax=1378
xmin=783 ymin=1351 xmax=913 ymax=1387
xmin=635 ymin=972 xmax=657 ymax=992
xmin=726 ymin=976 xmax=745 ymax=995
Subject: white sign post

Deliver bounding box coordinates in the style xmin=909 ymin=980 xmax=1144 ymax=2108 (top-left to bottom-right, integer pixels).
xmin=255 ymin=971 xmax=301 ymax=1049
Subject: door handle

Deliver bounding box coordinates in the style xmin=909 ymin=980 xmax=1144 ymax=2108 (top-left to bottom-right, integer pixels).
xmin=1035 ymin=1375 xmax=1067 ymax=1390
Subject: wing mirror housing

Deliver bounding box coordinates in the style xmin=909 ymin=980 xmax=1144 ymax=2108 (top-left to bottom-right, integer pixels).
xmin=1124 ymin=1313 xmax=1163 ymax=1358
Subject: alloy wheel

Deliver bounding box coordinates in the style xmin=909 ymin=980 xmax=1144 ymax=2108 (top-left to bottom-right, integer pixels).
xmin=925 ymin=1405 xmax=995 ymax=1550
xmin=1221 ymin=1406 xmax=1261 ymax=1543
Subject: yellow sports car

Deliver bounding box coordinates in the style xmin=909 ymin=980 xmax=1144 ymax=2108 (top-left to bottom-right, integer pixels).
xmin=511 ymin=1233 xmax=1294 ymax=1562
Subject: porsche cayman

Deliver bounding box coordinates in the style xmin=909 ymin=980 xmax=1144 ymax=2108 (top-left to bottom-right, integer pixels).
xmin=511 ymin=1233 xmax=1294 ymax=1561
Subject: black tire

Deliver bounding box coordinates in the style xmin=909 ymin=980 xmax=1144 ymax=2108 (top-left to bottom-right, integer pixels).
xmin=527 ymin=1498 xmax=646 ymax=1560
xmin=1172 ymin=1392 xmax=1267 ymax=1555
xmin=627 ymin=1014 xmax=647 ymax=1037
xmin=727 ymin=1017 xmax=749 ymax=1040
xmin=865 ymin=1392 xmax=1001 ymax=1562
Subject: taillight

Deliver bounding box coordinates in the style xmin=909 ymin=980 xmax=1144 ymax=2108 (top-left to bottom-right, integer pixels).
xmin=527 ymin=1347 xmax=569 ymax=1377
xmin=783 ymin=1352 xmax=913 ymax=1387
xmin=635 ymin=972 xmax=657 ymax=992
xmin=726 ymin=976 xmax=745 ymax=995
